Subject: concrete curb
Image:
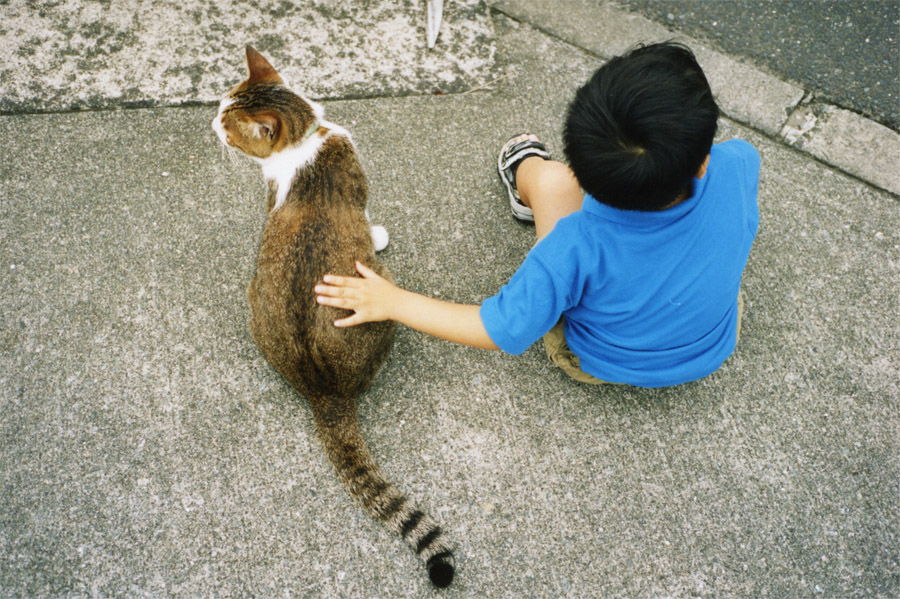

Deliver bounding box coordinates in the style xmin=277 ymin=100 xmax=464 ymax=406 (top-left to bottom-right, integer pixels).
xmin=488 ymin=0 xmax=900 ymax=197
xmin=780 ymin=103 xmax=900 ymax=196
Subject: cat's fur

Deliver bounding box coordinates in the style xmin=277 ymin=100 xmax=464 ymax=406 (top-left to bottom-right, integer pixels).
xmin=212 ymin=46 xmax=455 ymax=588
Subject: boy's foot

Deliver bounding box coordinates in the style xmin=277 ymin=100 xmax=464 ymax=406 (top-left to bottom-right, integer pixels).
xmin=497 ymin=133 xmax=551 ymax=222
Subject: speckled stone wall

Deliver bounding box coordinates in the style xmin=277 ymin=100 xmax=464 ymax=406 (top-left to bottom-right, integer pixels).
xmin=1 ymin=0 xmax=496 ymax=112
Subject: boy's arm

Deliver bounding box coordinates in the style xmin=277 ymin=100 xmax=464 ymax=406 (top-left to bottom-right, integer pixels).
xmin=315 ymin=261 xmax=500 ymax=351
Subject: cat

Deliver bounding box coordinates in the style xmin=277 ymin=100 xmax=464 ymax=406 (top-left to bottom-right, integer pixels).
xmin=211 ymin=45 xmax=455 ymax=588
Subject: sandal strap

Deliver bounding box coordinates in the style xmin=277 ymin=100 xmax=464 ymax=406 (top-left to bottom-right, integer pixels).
xmin=499 ymin=139 xmax=550 ymax=171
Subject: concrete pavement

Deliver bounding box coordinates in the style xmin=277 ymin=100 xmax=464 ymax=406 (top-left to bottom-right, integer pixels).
xmin=2 ymin=2 xmax=898 ymax=598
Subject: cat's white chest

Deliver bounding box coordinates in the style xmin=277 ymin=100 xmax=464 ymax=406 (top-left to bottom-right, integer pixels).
xmin=259 ymin=137 xmax=326 ymax=212
xmin=259 ymin=121 xmax=352 ymax=213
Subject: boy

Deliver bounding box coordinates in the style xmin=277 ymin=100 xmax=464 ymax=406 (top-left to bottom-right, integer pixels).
xmin=315 ymin=42 xmax=760 ymax=388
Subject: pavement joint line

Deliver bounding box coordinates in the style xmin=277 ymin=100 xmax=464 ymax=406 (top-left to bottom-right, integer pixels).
xmin=488 ymin=0 xmax=900 ymax=198
xmin=0 ymin=86 xmax=500 ymax=118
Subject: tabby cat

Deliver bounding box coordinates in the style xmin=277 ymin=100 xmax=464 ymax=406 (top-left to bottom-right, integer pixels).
xmin=211 ymin=46 xmax=455 ymax=588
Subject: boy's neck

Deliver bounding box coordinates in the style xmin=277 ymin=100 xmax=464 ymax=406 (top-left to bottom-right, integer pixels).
xmin=660 ymin=153 xmax=711 ymax=210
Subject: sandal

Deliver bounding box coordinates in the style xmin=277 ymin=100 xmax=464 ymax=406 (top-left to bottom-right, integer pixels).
xmin=497 ymin=134 xmax=551 ymax=222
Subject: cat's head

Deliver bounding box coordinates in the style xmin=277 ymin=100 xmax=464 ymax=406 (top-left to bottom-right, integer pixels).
xmin=212 ymin=46 xmax=323 ymax=160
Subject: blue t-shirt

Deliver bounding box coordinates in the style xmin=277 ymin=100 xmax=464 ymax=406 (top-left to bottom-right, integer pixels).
xmin=480 ymin=139 xmax=760 ymax=387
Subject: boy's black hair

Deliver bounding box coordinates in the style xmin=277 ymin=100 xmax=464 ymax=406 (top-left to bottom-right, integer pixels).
xmin=563 ymin=41 xmax=719 ymax=211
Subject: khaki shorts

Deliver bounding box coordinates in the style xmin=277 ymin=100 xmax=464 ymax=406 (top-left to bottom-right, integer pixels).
xmin=543 ymin=292 xmax=745 ymax=385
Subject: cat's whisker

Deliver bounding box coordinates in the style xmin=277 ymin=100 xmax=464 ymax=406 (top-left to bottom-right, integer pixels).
xmin=220 ymin=144 xmax=240 ymax=165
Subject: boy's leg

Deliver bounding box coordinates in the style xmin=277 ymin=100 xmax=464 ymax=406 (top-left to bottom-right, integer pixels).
xmin=511 ymin=135 xmax=584 ymax=240
xmin=500 ymin=135 xmax=604 ymax=383
xmin=543 ymin=320 xmax=610 ymax=385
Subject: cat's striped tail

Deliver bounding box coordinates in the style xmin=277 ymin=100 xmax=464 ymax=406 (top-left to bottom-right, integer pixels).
xmin=311 ymin=400 xmax=456 ymax=588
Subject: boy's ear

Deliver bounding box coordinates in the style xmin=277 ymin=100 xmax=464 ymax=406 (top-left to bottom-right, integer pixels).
xmin=696 ymin=154 xmax=711 ymax=179
xmin=246 ymin=45 xmax=284 ymax=86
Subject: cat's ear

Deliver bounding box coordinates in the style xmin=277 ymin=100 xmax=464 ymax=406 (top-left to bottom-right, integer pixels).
xmin=245 ymin=45 xmax=284 ymax=86
xmin=249 ymin=112 xmax=281 ymax=141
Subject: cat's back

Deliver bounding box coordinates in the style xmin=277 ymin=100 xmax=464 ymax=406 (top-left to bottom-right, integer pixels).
xmin=250 ymin=131 xmax=392 ymax=393
xmin=255 ymin=202 xmax=372 ymax=300
xmin=255 ymin=130 xmax=375 ymax=287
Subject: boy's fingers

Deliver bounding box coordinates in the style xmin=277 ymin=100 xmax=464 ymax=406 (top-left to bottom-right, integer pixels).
xmin=321 ymin=274 xmax=364 ymax=287
xmin=355 ymin=261 xmax=379 ymax=279
xmin=334 ymin=313 xmax=362 ymax=327
xmin=322 ymin=275 xmax=345 ymax=286
xmin=315 ymin=284 xmax=349 ymax=298
xmin=316 ymin=294 xmax=352 ymax=309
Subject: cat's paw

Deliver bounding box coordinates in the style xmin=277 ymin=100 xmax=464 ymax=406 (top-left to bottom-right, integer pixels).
xmin=370 ymin=225 xmax=389 ymax=252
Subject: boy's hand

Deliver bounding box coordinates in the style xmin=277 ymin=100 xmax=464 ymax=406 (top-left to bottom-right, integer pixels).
xmin=315 ymin=261 xmax=398 ymax=327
